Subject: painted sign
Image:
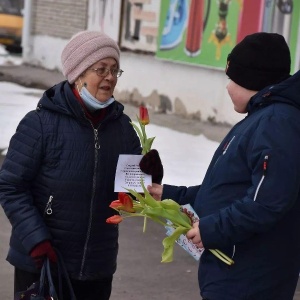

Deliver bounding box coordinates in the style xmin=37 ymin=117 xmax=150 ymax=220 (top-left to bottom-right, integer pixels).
xmin=87 ymin=0 xmax=122 ymax=42
xmin=120 ymin=0 xmax=161 ymax=52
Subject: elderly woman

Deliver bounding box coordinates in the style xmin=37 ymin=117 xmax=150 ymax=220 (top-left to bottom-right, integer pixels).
xmin=0 ymin=31 xmax=141 ymax=299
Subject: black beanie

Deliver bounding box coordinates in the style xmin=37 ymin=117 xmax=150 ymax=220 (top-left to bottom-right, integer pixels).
xmin=225 ymin=32 xmax=291 ymax=91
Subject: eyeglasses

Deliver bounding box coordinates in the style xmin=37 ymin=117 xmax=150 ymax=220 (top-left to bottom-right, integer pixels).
xmin=87 ymin=67 xmax=124 ymax=78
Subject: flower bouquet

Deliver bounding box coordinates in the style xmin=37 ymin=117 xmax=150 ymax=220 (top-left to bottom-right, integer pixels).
xmin=112 ymin=106 xmax=234 ymax=264
xmin=107 ymin=182 xmax=234 ymax=265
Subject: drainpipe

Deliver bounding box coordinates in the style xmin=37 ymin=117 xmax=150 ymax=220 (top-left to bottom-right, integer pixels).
xmin=22 ymin=0 xmax=33 ymax=62
xmin=295 ymin=20 xmax=300 ymax=73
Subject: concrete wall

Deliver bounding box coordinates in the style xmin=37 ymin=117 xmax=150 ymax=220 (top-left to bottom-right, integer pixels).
xmin=114 ymin=52 xmax=241 ymax=125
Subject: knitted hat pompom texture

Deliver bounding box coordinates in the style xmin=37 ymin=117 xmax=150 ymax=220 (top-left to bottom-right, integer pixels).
xmin=61 ymin=31 xmax=120 ymax=84
xmin=226 ymin=32 xmax=291 ymax=91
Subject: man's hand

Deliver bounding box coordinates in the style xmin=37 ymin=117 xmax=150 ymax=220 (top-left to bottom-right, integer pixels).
xmin=186 ymin=221 xmax=203 ymax=249
xmin=147 ymin=183 xmax=163 ymax=201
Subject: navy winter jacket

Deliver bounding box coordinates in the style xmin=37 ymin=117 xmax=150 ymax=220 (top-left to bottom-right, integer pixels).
xmin=163 ymin=71 xmax=300 ymax=299
xmin=0 ymin=81 xmax=141 ymax=280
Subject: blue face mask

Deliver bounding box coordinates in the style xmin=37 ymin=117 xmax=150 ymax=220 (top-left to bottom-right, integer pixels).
xmin=79 ymin=87 xmax=115 ymax=112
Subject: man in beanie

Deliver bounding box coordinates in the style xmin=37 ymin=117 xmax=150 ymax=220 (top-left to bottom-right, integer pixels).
xmin=142 ymin=32 xmax=300 ymax=299
xmin=0 ymin=30 xmax=141 ymax=299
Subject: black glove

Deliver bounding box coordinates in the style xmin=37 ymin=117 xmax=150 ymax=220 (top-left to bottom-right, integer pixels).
xmin=139 ymin=149 xmax=164 ymax=184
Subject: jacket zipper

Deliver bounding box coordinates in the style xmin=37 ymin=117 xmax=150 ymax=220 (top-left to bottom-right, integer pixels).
xmin=231 ymin=155 xmax=269 ymax=260
xmin=222 ymin=136 xmax=235 ymax=155
xmin=79 ymin=125 xmax=100 ymax=278
xmin=212 ymin=136 xmax=236 ymax=172
xmin=211 ymin=136 xmax=236 ymax=258
xmin=44 ymin=195 xmax=53 ymax=216
xmin=254 ymin=155 xmax=268 ymax=201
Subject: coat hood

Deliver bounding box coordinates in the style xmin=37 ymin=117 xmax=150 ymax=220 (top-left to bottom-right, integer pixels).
xmin=248 ymin=70 xmax=300 ymax=113
xmin=37 ymin=81 xmax=124 ymax=123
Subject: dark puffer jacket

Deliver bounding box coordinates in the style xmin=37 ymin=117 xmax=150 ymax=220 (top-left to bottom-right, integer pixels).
xmin=162 ymin=71 xmax=300 ymax=300
xmin=0 ymin=81 xmax=141 ymax=280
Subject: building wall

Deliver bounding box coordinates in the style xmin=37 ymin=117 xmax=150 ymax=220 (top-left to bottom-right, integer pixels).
xmin=114 ymin=52 xmax=241 ymax=125
xmin=23 ymin=0 xmax=88 ymax=70
xmin=32 ymin=0 xmax=87 ymax=38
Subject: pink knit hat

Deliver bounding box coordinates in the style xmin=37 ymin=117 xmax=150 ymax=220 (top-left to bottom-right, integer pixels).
xmin=61 ymin=31 xmax=120 ymax=84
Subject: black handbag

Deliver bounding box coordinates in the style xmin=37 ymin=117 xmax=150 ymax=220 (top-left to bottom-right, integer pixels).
xmin=14 ymin=250 xmax=76 ymax=300
xmin=32 ymin=257 xmax=58 ymax=299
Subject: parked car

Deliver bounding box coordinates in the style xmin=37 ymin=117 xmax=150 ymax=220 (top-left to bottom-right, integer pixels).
xmin=0 ymin=0 xmax=23 ymax=53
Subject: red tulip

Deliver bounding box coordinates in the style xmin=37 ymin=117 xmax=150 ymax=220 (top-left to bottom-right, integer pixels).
xmin=139 ymin=106 xmax=149 ymax=125
xmin=106 ymin=215 xmax=123 ymax=224
xmin=118 ymin=192 xmax=135 ymax=212
xmin=109 ymin=200 xmax=123 ymax=210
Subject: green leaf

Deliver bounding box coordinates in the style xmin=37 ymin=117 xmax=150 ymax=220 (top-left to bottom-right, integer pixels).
xmin=143 ymin=137 xmax=155 ymax=154
xmin=209 ymin=249 xmax=234 ymax=265
xmin=159 ymin=199 xmax=181 ymax=210
xmin=130 ymin=121 xmax=144 ymax=145
xmin=146 ymin=137 xmax=155 ymax=150
xmin=143 ymin=216 xmax=147 ymax=233
xmin=137 ymin=117 xmax=147 ymax=141
xmin=126 ymin=188 xmax=146 ymax=206
xmin=161 ymin=226 xmax=188 ymax=262
xmin=141 ymin=180 xmax=160 ymax=208
xmin=142 ymin=206 xmax=191 ymax=229
xmin=159 ymin=200 xmax=192 ymax=225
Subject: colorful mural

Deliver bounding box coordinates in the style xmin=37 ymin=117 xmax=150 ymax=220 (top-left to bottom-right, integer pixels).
xmin=156 ymin=0 xmax=300 ymax=72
